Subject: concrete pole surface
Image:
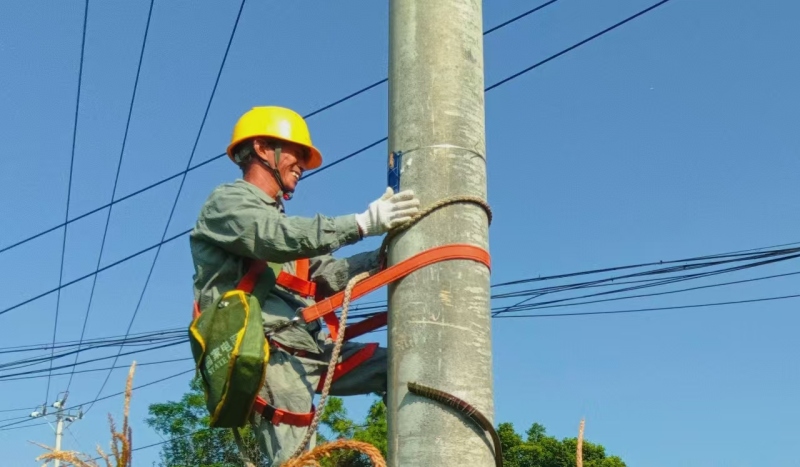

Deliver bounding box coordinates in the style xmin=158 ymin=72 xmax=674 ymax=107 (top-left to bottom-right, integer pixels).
xmin=53 ymin=411 xmax=64 ymax=467
xmin=387 ymin=1 xmax=493 ymax=466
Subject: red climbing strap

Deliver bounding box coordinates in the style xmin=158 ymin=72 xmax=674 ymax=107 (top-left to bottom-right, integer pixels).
xmin=191 ymin=259 xmax=315 ymax=320
xmin=316 ymin=343 xmax=379 ymax=393
xmin=253 ymin=396 xmax=315 ymax=427
xmin=237 ymin=261 xmax=266 ymax=294
xmin=301 ymin=244 xmax=491 ymax=339
xmin=275 ymin=258 xmax=316 ymax=298
xmin=343 ymin=312 xmax=387 ymax=341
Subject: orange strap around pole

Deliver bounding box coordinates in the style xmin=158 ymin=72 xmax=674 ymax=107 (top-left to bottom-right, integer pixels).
xmin=301 ymin=244 xmax=490 ymax=324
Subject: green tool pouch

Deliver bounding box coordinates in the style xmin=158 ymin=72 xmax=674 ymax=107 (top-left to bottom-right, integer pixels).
xmin=188 ymin=289 xmax=269 ymax=428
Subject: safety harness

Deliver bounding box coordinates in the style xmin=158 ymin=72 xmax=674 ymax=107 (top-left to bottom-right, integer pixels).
xmin=190 ymin=243 xmax=490 ymax=428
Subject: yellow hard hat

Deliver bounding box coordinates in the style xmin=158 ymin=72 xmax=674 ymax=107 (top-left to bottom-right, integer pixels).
xmin=227 ymin=106 xmax=323 ymax=170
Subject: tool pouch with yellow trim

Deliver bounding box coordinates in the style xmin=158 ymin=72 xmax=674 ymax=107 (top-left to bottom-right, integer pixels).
xmin=188 ymin=289 xmax=269 ymax=428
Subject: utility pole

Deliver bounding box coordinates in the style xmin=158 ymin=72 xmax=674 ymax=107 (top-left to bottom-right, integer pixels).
xmin=30 ymin=392 xmax=83 ymax=467
xmin=387 ymin=1 xmax=493 ymax=466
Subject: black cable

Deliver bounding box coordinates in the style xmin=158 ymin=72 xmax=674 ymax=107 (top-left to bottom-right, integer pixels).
xmin=0 ymin=228 xmax=188 ymax=317
xmin=0 ymin=422 xmax=49 ymax=432
xmin=492 ymin=251 xmax=800 ymax=315
xmin=67 ymin=0 xmax=155 ymax=393
xmin=485 ymin=0 xmax=674 ymax=92
xmin=1 ymin=357 xmax=191 ymax=382
xmin=494 ymin=292 xmax=800 ymax=319
xmin=495 ymin=254 xmax=800 ymax=309
xmin=84 ymin=0 xmax=246 ymax=415
xmin=0 ymin=0 xmax=560 ymax=258
xmin=492 ymin=246 xmax=800 ymax=288
xmin=70 ymin=369 xmax=194 ymax=414
xmin=0 ymin=406 xmax=36 ymax=413
xmin=0 ymin=340 xmax=185 ymax=380
xmin=45 ymin=0 xmax=89 ymax=406
xmin=301 ymin=137 xmax=388 ymax=180
xmin=506 ymin=271 xmax=800 ymax=313
xmin=504 ymin=251 xmax=800 ymax=301
xmin=0 ymin=336 xmax=187 ymax=371
xmin=0 ymin=369 xmax=194 ymax=431
xmin=484 ymin=0 xmax=560 ymax=35
xmin=0 ymin=328 xmax=185 ymax=354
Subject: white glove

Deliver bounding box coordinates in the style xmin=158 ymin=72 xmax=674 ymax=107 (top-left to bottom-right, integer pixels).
xmin=355 ymin=187 xmax=420 ymax=237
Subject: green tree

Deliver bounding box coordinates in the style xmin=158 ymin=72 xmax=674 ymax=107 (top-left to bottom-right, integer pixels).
xmin=147 ymin=381 xmax=626 ymax=467
xmin=315 ymin=396 xmax=387 ymax=467
xmin=146 ymin=377 xmax=262 ymax=466
xmin=499 ymin=422 xmax=626 ymax=467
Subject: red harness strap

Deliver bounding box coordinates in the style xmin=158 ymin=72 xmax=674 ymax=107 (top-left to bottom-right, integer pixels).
xmin=342 ymin=312 xmax=387 ymax=341
xmin=275 ymin=258 xmax=317 ymax=298
xmin=253 ymin=396 xmax=315 ymax=427
xmin=192 ymin=259 xmax=315 ymax=320
xmin=316 ymin=343 xmax=379 ymax=393
xmin=301 ymin=244 xmax=491 ymax=339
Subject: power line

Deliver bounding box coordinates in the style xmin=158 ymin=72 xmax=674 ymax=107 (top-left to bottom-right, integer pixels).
xmin=0 ymin=0 xmax=560 ymax=258
xmin=0 ymin=335 xmax=187 ymax=372
xmin=0 ymin=0 xmax=686 ymax=319
xmin=0 ymin=422 xmax=49 ymax=432
xmin=1 ymin=357 xmax=191 ymax=383
xmin=67 ymin=0 xmax=156 ymax=394
xmin=485 ymin=0 xmax=674 ymax=92
xmin=491 ymin=250 xmax=800 ymax=315
xmin=0 ymin=369 xmax=194 ymax=431
xmin=0 ymin=406 xmax=36 ymax=414
xmin=494 ymin=256 xmax=800 ymax=313
xmin=0 ymin=328 xmax=185 ymax=355
xmin=483 ymin=0 xmax=560 ymax=35
xmin=494 ymin=292 xmax=800 ymax=319
xmin=46 ymin=0 xmax=89 ymax=406
xmin=497 ymin=267 xmax=800 ymax=314
xmin=0 ymin=341 xmax=184 ymax=380
xmin=491 ymin=245 xmax=800 ymax=289
xmin=301 ymin=137 xmax=388 ymax=180
xmin=84 ymin=0 xmax=247 ymax=415
xmin=0 ymin=228 xmax=187 ymax=317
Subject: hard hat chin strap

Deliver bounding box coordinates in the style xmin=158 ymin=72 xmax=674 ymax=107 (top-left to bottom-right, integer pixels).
xmin=255 ymin=141 xmax=293 ymax=201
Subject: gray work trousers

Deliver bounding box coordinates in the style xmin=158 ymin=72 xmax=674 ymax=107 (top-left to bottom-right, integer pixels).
xmin=249 ymin=337 xmax=387 ymax=466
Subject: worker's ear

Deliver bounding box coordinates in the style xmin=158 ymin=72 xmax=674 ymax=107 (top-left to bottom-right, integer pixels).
xmin=252 ymin=138 xmax=273 ymax=162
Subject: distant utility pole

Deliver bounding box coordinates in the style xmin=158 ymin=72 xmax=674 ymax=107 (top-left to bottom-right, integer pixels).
xmin=387 ymin=0 xmax=494 ymax=466
xmin=30 ymin=392 xmax=83 ymax=467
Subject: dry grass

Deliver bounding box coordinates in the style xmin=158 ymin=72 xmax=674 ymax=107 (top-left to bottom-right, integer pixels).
xmin=34 ymin=362 xmax=137 ymax=467
xmin=576 ymin=418 xmax=585 ymax=467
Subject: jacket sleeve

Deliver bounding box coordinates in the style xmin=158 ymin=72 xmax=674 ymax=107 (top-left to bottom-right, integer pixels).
xmin=192 ymin=184 xmax=362 ymax=264
xmin=309 ymin=249 xmax=381 ymax=297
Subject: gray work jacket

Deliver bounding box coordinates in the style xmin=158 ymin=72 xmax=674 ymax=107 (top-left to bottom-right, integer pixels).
xmin=190 ymin=179 xmax=379 ymax=353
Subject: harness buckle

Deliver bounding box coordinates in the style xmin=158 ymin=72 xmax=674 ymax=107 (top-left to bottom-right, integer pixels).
xmin=265 ymin=316 xmax=300 ymax=338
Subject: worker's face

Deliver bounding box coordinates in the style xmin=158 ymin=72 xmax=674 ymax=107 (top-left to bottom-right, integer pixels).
xmin=275 ymin=142 xmax=309 ymax=192
xmin=253 ymin=139 xmax=309 ymax=192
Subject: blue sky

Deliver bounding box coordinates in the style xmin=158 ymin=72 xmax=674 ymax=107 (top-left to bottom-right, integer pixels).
xmin=1 ymin=1 xmax=799 ymax=465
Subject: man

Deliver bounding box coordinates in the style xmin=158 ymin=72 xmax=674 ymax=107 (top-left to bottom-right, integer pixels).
xmin=190 ymin=106 xmax=419 ymax=464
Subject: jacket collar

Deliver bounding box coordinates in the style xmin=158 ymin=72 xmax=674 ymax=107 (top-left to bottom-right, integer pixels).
xmin=235 ymin=179 xmax=284 ymax=213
